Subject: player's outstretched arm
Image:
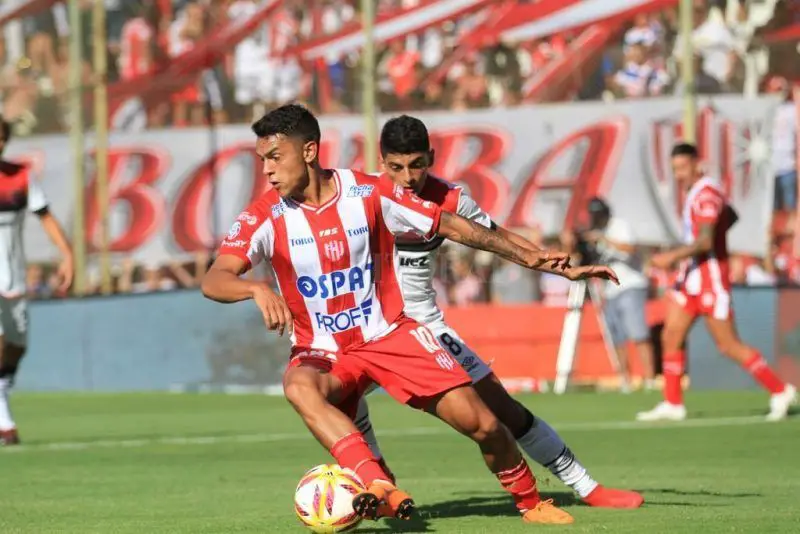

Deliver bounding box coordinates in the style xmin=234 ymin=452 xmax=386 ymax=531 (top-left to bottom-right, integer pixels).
xmin=495 ymin=225 xmax=618 ymax=284
xmin=202 ymin=255 xmax=293 ymax=336
xmin=37 ymin=211 xmax=74 ymax=292
xmin=437 ymin=212 xmax=570 ymax=270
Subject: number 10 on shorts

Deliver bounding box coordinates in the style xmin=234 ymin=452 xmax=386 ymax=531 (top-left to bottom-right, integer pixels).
xmin=410 ymin=326 xmax=456 ymax=370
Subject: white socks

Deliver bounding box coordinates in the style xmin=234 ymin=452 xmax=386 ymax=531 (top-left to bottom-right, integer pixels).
xmin=355 ymin=396 xmax=383 ymax=459
xmin=0 ymin=377 xmax=16 ymax=431
xmin=516 ymin=416 xmax=598 ymax=498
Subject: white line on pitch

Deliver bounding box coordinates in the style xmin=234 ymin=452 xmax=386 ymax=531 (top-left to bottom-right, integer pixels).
xmin=0 ymin=415 xmax=789 ymax=454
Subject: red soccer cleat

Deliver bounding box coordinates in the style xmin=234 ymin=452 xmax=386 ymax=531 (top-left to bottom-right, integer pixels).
xmin=0 ymin=428 xmax=20 ymax=446
xmin=582 ymin=485 xmax=644 ymax=508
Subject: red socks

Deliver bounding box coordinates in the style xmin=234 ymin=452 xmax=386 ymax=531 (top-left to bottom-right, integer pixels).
xmin=661 ymin=350 xmax=785 ymax=403
xmin=496 ymin=460 xmax=541 ymax=513
xmin=330 ymin=433 xmax=392 ymax=487
xmin=662 ymin=350 xmax=685 ymax=405
xmin=743 ymin=352 xmax=785 ymax=394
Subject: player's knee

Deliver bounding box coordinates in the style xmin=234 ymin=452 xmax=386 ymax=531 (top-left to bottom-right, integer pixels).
xmin=283 ymin=372 xmax=325 ymax=414
xmin=475 ymin=416 xmax=508 ymax=447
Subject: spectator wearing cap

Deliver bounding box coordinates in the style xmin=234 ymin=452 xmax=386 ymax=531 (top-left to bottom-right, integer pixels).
xmin=583 ymin=197 xmax=656 ymax=390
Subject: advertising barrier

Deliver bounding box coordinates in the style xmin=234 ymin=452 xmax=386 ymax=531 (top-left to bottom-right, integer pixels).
xmin=17 ymin=287 xmax=792 ymax=392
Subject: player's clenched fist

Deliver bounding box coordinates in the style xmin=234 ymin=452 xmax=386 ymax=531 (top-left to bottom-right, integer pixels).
xmin=252 ymin=286 xmax=293 ymax=336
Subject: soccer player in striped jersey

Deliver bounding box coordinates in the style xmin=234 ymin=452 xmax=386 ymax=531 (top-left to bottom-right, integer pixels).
xmin=638 ymin=143 xmax=796 ymax=422
xmin=203 ymin=104 xmax=577 ymax=524
xmin=354 ymin=115 xmax=643 ymax=510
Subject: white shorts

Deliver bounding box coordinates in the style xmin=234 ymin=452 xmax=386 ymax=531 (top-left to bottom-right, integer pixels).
xmin=427 ymin=321 xmax=493 ymax=384
xmin=0 ymin=297 xmax=28 ymax=346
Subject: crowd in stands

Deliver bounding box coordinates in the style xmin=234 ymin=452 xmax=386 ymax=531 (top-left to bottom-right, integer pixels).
xmin=1 ymin=0 xmax=797 ymax=132
xmin=1 ymin=0 xmax=798 ymax=300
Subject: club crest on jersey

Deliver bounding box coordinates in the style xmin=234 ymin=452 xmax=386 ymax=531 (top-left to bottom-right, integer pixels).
xmin=227 ymin=222 xmax=241 ymax=239
xmin=347 ymin=185 xmax=374 ymax=198
xmin=296 ymin=263 xmax=373 ymax=299
xmin=323 ymin=240 xmax=346 ymax=262
xmin=393 ymin=184 xmax=404 ymax=199
xmin=315 ymin=298 xmax=373 ymax=333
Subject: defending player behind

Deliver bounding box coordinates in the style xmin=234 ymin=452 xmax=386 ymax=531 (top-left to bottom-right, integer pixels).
xmin=352 ymin=115 xmax=642 ymax=509
xmin=0 ymin=118 xmax=74 ymax=446
xmin=203 ymin=104 xmax=577 ymax=524
xmin=637 ymin=143 xmax=797 ymax=422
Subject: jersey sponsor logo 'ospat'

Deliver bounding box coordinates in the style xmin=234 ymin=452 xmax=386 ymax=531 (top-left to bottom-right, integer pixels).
xmin=296 ymin=263 xmax=373 ymax=299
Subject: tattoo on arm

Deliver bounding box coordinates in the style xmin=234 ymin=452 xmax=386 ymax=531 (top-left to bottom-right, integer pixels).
xmin=440 ymin=212 xmax=531 ymax=267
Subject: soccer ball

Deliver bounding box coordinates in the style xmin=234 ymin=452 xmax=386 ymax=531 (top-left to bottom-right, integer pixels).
xmin=294 ymin=464 xmax=365 ymax=533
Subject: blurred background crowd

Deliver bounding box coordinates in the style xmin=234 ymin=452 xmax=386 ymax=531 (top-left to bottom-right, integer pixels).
xmin=1 ymin=0 xmax=798 ymax=300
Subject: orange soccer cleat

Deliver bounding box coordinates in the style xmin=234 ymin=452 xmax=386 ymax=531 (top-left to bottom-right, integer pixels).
xmin=521 ymin=499 xmax=574 ymax=524
xmin=353 ymin=481 xmax=415 ymax=521
xmin=582 ymin=485 xmax=645 ymax=509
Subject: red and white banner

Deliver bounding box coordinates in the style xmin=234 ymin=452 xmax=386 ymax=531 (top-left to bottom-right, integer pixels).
xmin=282 ymin=0 xmax=495 ymax=60
xmin=8 ymin=97 xmax=778 ymax=265
xmin=500 ymin=0 xmax=675 ymax=43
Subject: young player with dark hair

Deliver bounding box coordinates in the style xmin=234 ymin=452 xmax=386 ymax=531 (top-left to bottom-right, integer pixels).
xmin=353 ymin=114 xmax=643 ymax=510
xmin=203 ymin=104 xmax=576 ymax=524
xmin=637 ymin=142 xmax=796 ymax=421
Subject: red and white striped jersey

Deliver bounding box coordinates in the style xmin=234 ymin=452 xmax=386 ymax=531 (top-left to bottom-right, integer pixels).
xmin=675 ymin=176 xmax=732 ymax=295
xmin=393 ymin=176 xmax=492 ymax=325
xmin=218 ymin=170 xmax=442 ymax=352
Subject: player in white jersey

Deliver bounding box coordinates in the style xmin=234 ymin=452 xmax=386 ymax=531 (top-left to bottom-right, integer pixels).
xmin=0 ymin=119 xmax=73 ymax=445
xmin=354 ymin=115 xmax=644 ymax=509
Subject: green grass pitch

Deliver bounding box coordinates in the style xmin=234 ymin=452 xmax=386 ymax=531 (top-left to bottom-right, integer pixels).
xmin=1 ymin=391 xmax=799 ymax=533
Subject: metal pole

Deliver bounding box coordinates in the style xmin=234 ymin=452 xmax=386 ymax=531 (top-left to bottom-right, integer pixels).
xmin=679 ymin=0 xmax=696 ymax=143
xmin=93 ymin=0 xmax=112 ymax=295
xmin=69 ymin=0 xmax=87 ymax=296
xmin=360 ymin=0 xmax=378 ymax=172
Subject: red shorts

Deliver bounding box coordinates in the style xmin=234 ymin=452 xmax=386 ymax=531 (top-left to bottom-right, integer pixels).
xmin=669 ymin=288 xmax=732 ymax=320
xmin=285 ymin=318 xmax=471 ymax=411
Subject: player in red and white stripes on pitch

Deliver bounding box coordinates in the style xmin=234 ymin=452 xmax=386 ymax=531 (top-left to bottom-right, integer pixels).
xmin=639 ymin=143 xmax=797 ymax=422
xmin=203 ymin=104 xmax=578 ymax=524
